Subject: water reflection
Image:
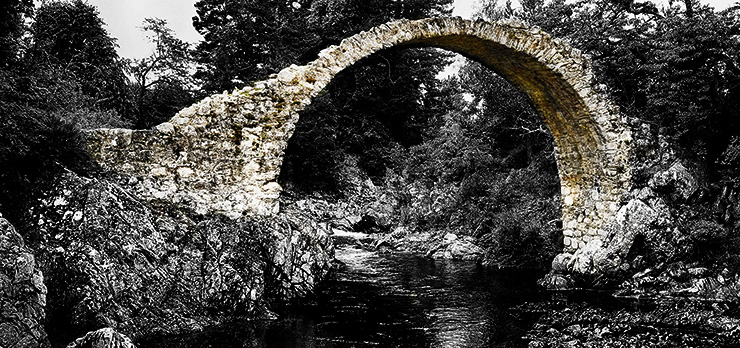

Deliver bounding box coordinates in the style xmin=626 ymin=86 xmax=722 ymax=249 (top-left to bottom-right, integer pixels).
xmin=141 ymin=244 xmax=545 ymax=348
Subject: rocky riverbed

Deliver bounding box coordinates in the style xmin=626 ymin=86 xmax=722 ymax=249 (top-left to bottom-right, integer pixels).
xmin=519 ymin=295 xmax=740 ymax=347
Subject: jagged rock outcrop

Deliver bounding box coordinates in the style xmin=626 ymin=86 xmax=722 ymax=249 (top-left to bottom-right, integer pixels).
xmin=540 ymin=158 xmax=728 ymax=288
xmin=542 ymin=187 xmax=670 ymax=288
xmin=20 ymin=170 xmax=333 ymax=340
xmin=66 ymin=328 xmax=135 ymax=348
xmin=0 ymin=214 xmax=49 ymax=348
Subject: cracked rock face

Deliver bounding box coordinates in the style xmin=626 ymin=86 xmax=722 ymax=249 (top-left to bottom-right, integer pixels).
xmin=22 ymin=171 xmax=333 ymax=340
xmin=86 ymin=18 xmax=632 ymax=276
xmin=0 ymin=214 xmax=49 ymax=348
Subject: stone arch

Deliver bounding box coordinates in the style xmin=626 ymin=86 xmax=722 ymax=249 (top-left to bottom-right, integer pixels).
xmin=87 ymin=17 xmax=631 ymax=275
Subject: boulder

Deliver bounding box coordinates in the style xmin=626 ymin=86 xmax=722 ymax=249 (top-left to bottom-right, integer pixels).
xmin=428 ymin=234 xmax=484 ymax=262
xmin=545 ymin=197 xmax=666 ymax=287
xmin=266 ymin=213 xmax=334 ymax=300
xmin=66 ymin=328 xmax=135 ymax=348
xmin=536 ymin=272 xmax=576 ymax=290
xmin=333 ymin=215 xmax=362 ymax=231
xmin=648 ymin=161 xmax=699 ymax=201
xmin=601 ymin=199 xmax=660 ymax=259
xmin=0 ymin=214 xmax=49 ymax=348
xmin=445 ymin=239 xmax=484 ymax=261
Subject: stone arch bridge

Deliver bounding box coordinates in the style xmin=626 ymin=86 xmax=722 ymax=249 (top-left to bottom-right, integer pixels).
xmin=87 ymin=17 xmax=632 ymax=277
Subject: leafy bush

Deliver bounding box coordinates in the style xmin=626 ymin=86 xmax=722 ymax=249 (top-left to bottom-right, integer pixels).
xmin=0 ymin=102 xmax=92 ymax=218
xmin=390 ymin=59 xmax=563 ymax=268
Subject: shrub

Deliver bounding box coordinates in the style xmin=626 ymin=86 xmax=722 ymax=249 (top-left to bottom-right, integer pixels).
xmin=0 ymin=100 xmax=92 ymax=223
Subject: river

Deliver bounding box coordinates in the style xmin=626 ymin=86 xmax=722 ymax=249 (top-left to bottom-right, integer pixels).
xmin=143 ymin=240 xmax=547 ymax=347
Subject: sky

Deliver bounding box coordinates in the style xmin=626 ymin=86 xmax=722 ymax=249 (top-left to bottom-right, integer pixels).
xmin=88 ymin=0 xmax=736 ymax=59
xmin=86 ymin=0 xmax=202 ymax=59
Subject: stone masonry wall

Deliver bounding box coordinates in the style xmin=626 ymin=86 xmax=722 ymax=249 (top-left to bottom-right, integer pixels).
xmin=86 ymin=17 xmax=632 ymax=276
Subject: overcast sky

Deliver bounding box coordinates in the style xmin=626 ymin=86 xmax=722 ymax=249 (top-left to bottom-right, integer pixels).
xmin=87 ymin=0 xmax=735 ymax=59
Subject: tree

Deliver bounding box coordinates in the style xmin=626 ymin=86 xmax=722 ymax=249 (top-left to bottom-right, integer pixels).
xmin=130 ymin=18 xmax=196 ymax=128
xmin=0 ymin=0 xmax=33 ymax=68
xmin=29 ymin=0 xmax=131 ymax=115
xmin=192 ymin=0 xmax=453 ymax=93
xmin=642 ymin=4 xmax=740 ymax=167
xmin=273 ymin=0 xmax=454 ymax=192
xmin=1 ymin=0 xmax=128 ymax=222
xmin=479 ymin=0 xmax=740 ymax=176
xmin=192 ymin=0 xmax=314 ymax=92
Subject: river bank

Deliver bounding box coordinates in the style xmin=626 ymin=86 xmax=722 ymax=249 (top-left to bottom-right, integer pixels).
xmin=139 ymin=240 xmax=547 ymax=347
xmin=520 ymin=295 xmax=740 ymax=347
xmin=350 ymin=232 xmax=740 ymax=347
xmin=133 ymin=232 xmax=740 ymax=348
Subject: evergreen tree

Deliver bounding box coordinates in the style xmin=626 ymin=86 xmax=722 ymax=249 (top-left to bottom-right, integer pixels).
xmin=273 ymin=0 xmax=454 ymax=192
xmin=192 ymin=0 xmax=453 ymax=93
xmin=29 ymin=0 xmax=131 ymax=115
xmin=0 ymin=0 xmax=33 ymax=68
xmin=130 ymin=18 xmax=196 ymax=129
xmin=192 ymin=0 xmax=315 ymax=93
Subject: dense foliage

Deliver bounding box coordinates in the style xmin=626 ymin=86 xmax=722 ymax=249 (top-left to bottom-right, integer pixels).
xmin=29 ymin=0 xmax=132 ymax=115
xmin=396 ymin=61 xmax=561 ymax=267
xmin=0 ymin=0 xmax=122 ymax=221
xmin=481 ymin=0 xmax=740 ymax=182
xmin=192 ymin=0 xmax=453 ymax=93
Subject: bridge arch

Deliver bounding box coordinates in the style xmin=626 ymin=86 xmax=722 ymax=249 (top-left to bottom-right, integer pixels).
xmin=87 ymin=17 xmax=632 ymax=276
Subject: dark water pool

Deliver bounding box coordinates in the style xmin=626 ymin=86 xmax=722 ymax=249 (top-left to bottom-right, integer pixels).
xmin=142 ymin=244 xmax=547 ymax=347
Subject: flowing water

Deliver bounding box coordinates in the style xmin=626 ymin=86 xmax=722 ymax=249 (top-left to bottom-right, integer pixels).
xmin=144 ymin=241 xmax=547 ymax=348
